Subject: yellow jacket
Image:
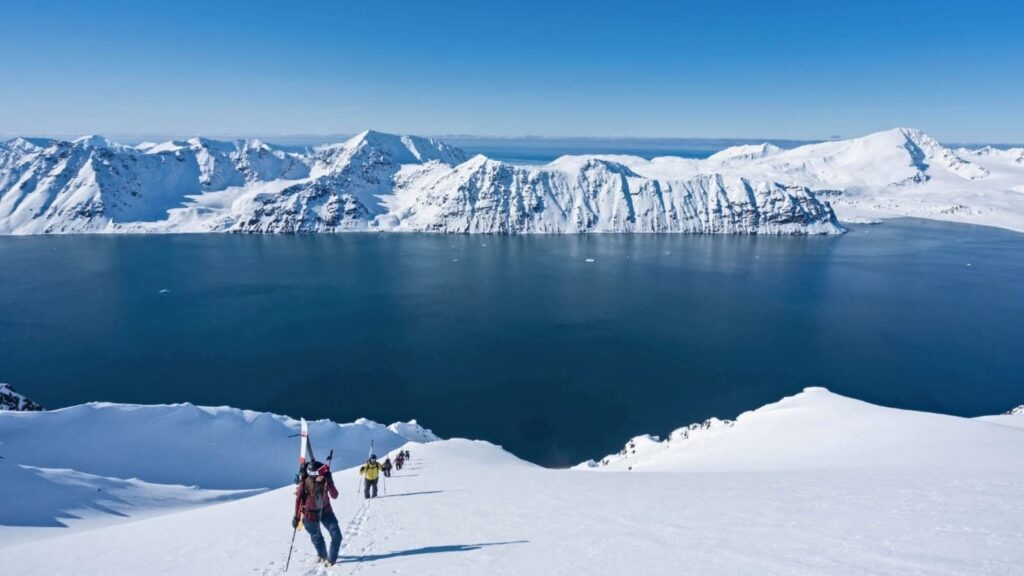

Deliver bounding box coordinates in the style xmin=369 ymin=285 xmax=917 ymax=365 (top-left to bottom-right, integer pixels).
xmin=360 ymin=461 xmax=381 ymax=481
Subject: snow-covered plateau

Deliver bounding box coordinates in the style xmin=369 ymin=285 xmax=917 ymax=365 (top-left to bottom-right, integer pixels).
xmin=5 ymin=126 xmax=1021 ymax=235
xmin=1 ymin=388 xmax=1022 ymax=575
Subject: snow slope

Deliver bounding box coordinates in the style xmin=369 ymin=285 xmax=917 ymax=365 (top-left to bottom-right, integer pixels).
xmin=977 ymin=404 xmax=1024 ymax=429
xmin=0 ymin=402 xmax=436 ymax=489
xmin=2 ymin=390 xmax=1023 ymax=575
xmin=579 ymin=387 xmax=1024 ymax=473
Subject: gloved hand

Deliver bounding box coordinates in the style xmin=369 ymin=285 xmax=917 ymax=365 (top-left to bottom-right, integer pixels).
xmin=291 ymin=516 xmax=299 ymax=529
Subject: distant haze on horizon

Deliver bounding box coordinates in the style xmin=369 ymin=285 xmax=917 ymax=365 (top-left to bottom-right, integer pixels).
xmin=1 ymin=1 xmax=1021 ymax=143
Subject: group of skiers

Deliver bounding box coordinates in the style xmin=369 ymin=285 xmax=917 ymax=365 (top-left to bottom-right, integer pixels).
xmin=290 ymin=447 xmax=415 ymax=568
xmin=380 ymin=449 xmax=410 ymax=478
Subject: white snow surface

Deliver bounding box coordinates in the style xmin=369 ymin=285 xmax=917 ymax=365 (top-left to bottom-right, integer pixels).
xmin=2 ymin=388 xmax=1023 ymax=575
xmin=977 ymin=404 xmax=1024 ymax=429
xmin=0 ymin=402 xmax=433 ymax=489
xmin=386 ymin=419 xmax=440 ymax=443
xmin=580 ymin=387 xmax=1024 ymax=474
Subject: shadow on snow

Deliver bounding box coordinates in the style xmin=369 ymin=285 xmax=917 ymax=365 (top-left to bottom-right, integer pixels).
xmin=340 ymin=541 xmax=529 ymax=563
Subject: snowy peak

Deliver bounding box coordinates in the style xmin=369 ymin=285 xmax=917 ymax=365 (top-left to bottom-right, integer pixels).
xmin=72 ymin=134 xmax=126 ymax=151
xmin=387 ymin=419 xmax=441 ymax=443
xmin=708 ymin=142 xmax=783 ymax=162
xmin=0 ymin=383 xmax=43 ymax=411
xmin=895 ymin=127 xmax=989 ymax=180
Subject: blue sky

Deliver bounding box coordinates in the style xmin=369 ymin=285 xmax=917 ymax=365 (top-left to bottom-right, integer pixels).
xmin=1 ymin=0 xmax=1021 ymax=142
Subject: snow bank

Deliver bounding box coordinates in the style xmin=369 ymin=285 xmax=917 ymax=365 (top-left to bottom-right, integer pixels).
xmin=0 ymin=402 xmax=438 ymax=490
xmin=977 ymin=404 xmax=1024 ymax=429
xmin=0 ymin=463 xmax=260 ymax=544
xmin=582 ymin=387 xmax=1024 ymax=473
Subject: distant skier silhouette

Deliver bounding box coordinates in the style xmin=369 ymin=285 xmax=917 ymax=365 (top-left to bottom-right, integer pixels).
xmin=382 ymin=457 xmax=393 ymax=478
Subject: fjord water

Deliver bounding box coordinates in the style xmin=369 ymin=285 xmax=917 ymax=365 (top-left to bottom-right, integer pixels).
xmin=1 ymin=220 xmax=1022 ymax=466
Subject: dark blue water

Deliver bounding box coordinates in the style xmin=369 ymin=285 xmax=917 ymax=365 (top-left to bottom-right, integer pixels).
xmin=1 ymin=219 xmax=1022 ymax=466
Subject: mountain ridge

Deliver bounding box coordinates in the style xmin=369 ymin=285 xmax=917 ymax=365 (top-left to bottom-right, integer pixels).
xmin=3 ymin=126 xmax=1022 ymax=234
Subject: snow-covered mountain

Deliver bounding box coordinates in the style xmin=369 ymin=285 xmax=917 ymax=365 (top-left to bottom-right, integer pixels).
xmin=0 ymin=129 xmax=840 ymax=234
xmin=2 ymin=390 xmax=1022 ymax=575
xmin=4 ymin=127 xmax=1023 ymax=234
xmin=0 ymin=383 xmax=42 ymax=411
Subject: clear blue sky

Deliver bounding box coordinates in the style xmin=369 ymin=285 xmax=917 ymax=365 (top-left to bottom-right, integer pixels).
xmin=1 ymin=0 xmax=1021 ymax=142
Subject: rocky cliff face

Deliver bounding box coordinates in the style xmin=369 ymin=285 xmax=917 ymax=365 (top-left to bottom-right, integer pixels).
xmin=0 ymin=384 xmax=43 ymax=412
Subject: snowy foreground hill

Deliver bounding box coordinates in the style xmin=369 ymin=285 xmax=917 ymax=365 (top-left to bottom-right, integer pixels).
xmin=5 ymin=126 xmax=1022 ymax=235
xmin=1 ymin=389 xmax=1023 ymax=575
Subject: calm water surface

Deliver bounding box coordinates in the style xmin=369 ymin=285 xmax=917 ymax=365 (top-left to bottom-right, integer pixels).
xmin=1 ymin=220 xmax=1022 ymax=465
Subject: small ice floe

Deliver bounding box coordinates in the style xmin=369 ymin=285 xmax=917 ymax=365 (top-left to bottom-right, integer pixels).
xmin=158 ymin=289 xmax=171 ymax=294
xmin=452 ymin=258 xmax=459 ymax=263
xmin=966 ymin=263 xmax=972 ymax=267
xmin=585 ymin=258 xmax=595 ymax=263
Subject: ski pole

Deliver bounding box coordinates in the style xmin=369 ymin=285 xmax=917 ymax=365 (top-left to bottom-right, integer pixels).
xmin=286 ymin=478 xmax=308 ymax=572
xmin=285 ymin=523 xmax=298 ymax=572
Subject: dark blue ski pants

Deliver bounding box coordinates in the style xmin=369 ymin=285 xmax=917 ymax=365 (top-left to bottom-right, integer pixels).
xmin=303 ymin=510 xmax=342 ymax=564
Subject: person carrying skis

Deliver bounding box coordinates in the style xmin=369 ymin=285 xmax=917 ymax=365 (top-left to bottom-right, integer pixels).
xmin=381 ymin=457 xmax=393 ymax=478
xmin=359 ymin=454 xmax=382 ymax=499
xmin=292 ymin=460 xmax=342 ymax=566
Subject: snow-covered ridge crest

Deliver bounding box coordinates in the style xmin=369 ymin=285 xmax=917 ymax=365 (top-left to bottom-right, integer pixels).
xmin=580 ymin=387 xmax=1024 ymax=473
xmin=387 ymin=419 xmax=441 ymax=442
xmin=0 ymin=130 xmax=840 ymax=234
xmin=4 ymin=126 xmax=1023 ymax=233
xmin=0 ymin=400 xmax=439 ymax=489
xmin=577 ymin=416 xmax=734 ymax=470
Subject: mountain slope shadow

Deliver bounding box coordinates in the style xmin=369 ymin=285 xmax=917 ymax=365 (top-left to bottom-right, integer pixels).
xmin=0 ymin=463 xmax=260 ymax=528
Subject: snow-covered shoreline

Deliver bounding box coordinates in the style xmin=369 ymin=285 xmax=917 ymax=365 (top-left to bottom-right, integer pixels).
xmin=6 ymin=126 xmax=1023 ymax=236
